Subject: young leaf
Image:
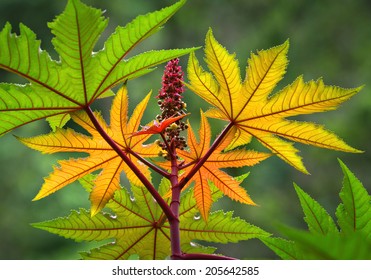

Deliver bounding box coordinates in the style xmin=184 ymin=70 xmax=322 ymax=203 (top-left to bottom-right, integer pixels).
xmin=131 ymin=114 xmax=189 ymax=136
xmin=294 ymin=183 xmax=338 ymax=235
xmin=187 ymin=28 xmax=362 ymax=173
xmin=163 ymin=112 xmax=270 ymax=220
xmin=33 ymin=177 xmax=268 ymax=260
xmin=336 ymin=159 xmax=371 ymax=237
xmin=0 ymin=0 xmax=195 ymax=135
xmin=18 ymin=86 xmax=160 ymax=215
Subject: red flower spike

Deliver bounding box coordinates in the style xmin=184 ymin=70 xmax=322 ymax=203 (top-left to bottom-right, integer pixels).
xmin=155 ymin=58 xmax=188 ymax=153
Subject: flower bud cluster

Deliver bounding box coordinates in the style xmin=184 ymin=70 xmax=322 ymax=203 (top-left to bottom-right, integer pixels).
xmin=156 ymin=58 xmax=188 ymax=154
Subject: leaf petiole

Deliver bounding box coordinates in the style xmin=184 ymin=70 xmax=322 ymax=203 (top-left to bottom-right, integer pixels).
xmin=127 ymin=147 xmax=171 ymax=179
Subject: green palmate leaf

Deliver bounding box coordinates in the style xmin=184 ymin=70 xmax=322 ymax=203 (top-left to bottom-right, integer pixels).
xmin=294 ymin=183 xmax=338 ymax=235
xmin=336 ymin=159 xmax=371 ymax=238
xmin=33 ymin=177 xmax=268 ymax=260
xmin=260 ymin=237 xmax=303 ymax=260
xmin=0 ymin=0 xmax=195 ymax=135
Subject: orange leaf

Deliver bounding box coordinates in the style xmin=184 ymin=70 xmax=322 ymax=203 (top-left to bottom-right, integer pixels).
xmin=19 ymin=86 xmax=160 ymax=216
xmin=163 ymin=112 xmax=270 ymax=220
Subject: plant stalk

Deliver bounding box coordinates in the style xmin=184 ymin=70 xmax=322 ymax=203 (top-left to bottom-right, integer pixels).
xmin=169 ymin=141 xmax=182 ymax=259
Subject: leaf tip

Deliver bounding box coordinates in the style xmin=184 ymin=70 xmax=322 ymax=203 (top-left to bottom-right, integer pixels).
xmin=292 ymin=159 xmax=310 ymax=175
xmin=283 ymin=38 xmax=290 ymax=48
xmin=351 ymin=84 xmax=365 ymax=95
xmin=90 ymin=206 xmax=101 ymax=217
xmin=293 ymin=182 xmax=300 ymax=190
xmin=205 ymin=27 xmax=219 ymax=46
xmin=337 ymin=157 xmax=344 ymax=166
xmin=337 ymin=158 xmax=352 ymax=172
xmin=32 ymin=193 xmax=43 ymax=202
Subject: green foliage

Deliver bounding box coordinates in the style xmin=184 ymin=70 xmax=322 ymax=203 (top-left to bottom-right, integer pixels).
xmin=262 ymin=159 xmax=371 ymax=259
xmin=336 ymin=159 xmax=371 ymax=237
xmin=0 ymin=0 xmax=368 ymax=260
xmin=33 ymin=175 xmax=269 ymax=259
xmin=293 ymin=183 xmax=338 ymax=235
xmin=0 ymin=0 xmax=195 ymax=136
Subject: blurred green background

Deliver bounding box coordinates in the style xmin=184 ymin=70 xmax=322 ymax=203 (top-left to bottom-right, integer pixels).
xmin=0 ymin=0 xmax=370 ymax=259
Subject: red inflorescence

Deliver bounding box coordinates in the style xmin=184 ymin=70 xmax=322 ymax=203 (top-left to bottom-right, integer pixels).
xmin=156 ymin=58 xmax=188 ymax=153
xmin=157 ymin=58 xmax=185 ymax=117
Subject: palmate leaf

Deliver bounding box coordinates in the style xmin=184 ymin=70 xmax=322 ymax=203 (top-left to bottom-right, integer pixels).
xmin=0 ymin=0 xmax=195 ymax=136
xmin=32 ymin=176 xmax=269 ymax=260
xmin=18 ymin=86 xmax=160 ymax=215
xmin=187 ymin=29 xmax=362 ymax=173
xmin=159 ymin=112 xmax=270 ymax=220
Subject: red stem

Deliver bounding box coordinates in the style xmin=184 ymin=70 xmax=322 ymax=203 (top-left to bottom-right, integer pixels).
xmin=169 ymin=122 xmax=234 ymax=259
xmin=84 ymin=106 xmax=176 ymax=222
xmin=169 ymin=141 xmax=182 ymax=259
xmin=178 ymin=253 xmax=237 ymax=260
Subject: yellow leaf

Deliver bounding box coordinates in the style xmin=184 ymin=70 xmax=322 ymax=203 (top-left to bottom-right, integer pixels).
xmin=20 ymin=86 xmax=160 ymax=215
xmin=188 ymin=29 xmax=362 ymax=173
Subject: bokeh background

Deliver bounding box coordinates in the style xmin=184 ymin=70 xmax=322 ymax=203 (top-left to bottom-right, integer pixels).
xmin=0 ymin=0 xmax=370 ymax=259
